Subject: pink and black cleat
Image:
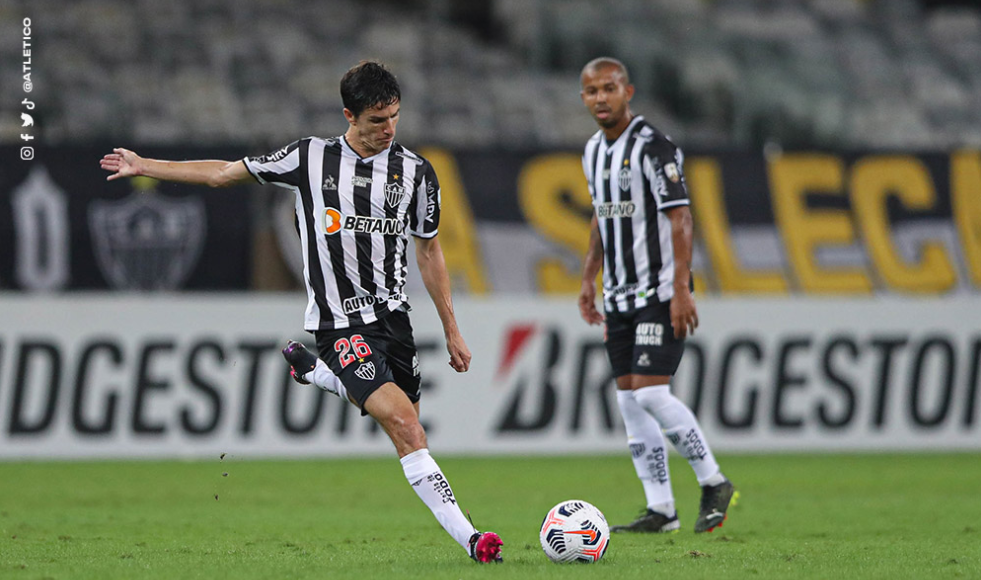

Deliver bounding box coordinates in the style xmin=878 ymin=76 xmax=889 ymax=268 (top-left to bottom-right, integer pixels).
xmin=468 ymin=532 xmax=503 ymax=563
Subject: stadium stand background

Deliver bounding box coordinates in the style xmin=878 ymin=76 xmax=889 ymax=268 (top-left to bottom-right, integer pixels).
xmin=1 ymin=0 xmax=980 ymax=296
xmin=2 ymin=0 xmax=980 ymax=149
xmin=1 ymin=0 xmax=980 ymax=459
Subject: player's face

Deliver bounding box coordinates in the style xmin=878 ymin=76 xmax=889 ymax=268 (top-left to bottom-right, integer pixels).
xmin=347 ymin=101 xmax=400 ymax=156
xmin=580 ymin=66 xmax=634 ymax=130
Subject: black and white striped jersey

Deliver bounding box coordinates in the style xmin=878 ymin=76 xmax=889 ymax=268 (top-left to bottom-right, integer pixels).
xmin=243 ymin=136 xmax=440 ymax=331
xmin=582 ymin=115 xmax=689 ymax=314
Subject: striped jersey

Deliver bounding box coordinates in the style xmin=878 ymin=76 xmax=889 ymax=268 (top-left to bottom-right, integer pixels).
xmin=243 ymin=136 xmax=440 ymax=330
xmin=582 ymin=115 xmax=689 ymax=313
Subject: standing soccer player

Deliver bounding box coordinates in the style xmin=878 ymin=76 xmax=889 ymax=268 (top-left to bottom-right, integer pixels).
xmin=100 ymin=61 xmax=503 ymax=563
xmin=577 ymin=57 xmax=735 ymax=533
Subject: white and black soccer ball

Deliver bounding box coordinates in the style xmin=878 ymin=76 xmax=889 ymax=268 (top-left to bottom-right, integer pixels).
xmin=539 ymin=499 xmax=610 ymax=563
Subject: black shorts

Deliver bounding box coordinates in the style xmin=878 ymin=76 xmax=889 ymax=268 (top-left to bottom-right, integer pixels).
xmin=605 ymin=301 xmax=685 ymax=378
xmin=315 ymin=309 xmax=421 ymax=415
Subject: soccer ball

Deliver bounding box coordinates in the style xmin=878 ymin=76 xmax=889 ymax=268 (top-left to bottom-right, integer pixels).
xmin=539 ymin=499 xmax=610 ymax=563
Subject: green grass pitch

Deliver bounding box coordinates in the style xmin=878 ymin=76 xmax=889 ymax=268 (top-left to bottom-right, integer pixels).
xmin=1 ymin=453 xmax=979 ymax=579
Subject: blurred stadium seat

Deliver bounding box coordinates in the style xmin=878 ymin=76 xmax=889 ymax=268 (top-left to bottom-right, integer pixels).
xmin=1 ymin=0 xmax=979 ymax=149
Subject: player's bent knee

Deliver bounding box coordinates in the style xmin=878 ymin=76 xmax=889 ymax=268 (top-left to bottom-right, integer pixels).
xmin=363 ymin=383 xmax=428 ymax=453
xmin=384 ymin=413 xmax=427 ymax=455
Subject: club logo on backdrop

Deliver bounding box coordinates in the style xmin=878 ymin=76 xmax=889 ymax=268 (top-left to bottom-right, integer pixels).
xmin=89 ymin=182 xmax=205 ymax=290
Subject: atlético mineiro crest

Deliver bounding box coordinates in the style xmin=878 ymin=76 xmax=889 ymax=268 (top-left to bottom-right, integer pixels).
xmin=355 ymin=361 xmax=376 ymax=381
xmin=89 ymin=185 xmax=205 ymax=290
xmin=385 ymin=182 xmax=406 ymax=207
xmin=618 ymin=167 xmax=631 ymax=191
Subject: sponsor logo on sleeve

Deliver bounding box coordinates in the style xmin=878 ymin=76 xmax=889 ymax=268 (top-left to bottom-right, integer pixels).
xmin=251 ymin=146 xmax=289 ymax=164
xmin=425 ymin=182 xmax=438 ymax=223
xmin=663 ymin=162 xmax=680 ymax=183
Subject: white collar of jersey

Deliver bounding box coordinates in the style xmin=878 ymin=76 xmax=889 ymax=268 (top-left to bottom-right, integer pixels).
xmin=340 ymin=135 xmax=394 ymax=164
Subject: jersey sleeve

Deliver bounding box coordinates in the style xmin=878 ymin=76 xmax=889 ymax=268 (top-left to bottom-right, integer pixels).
xmin=582 ymin=151 xmax=596 ymax=199
xmin=642 ymin=137 xmax=689 ymax=210
xmin=409 ymin=161 xmax=440 ymax=238
xmin=242 ymin=140 xmax=303 ymax=188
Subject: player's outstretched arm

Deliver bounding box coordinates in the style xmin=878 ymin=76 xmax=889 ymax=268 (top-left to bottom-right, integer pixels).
xmin=578 ymin=213 xmax=605 ymax=325
xmin=414 ymin=236 xmax=472 ymax=373
xmin=100 ymin=148 xmax=253 ymax=188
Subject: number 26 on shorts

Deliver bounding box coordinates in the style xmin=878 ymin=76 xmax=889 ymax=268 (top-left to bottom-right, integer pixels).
xmin=334 ymin=334 xmax=372 ymax=368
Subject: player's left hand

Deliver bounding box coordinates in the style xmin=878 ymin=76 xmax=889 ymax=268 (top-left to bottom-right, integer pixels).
xmin=446 ymin=331 xmax=471 ymax=373
xmin=670 ymin=289 xmax=698 ymax=339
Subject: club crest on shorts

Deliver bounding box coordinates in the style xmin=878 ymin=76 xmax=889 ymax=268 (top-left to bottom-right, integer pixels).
xmin=354 ymin=361 xmax=376 ymax=381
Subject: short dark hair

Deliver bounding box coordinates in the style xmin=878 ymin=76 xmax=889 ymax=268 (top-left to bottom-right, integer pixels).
xmin=340 ymin=61 xmax=401 ymax=118
xmin=581 ymin=57 xmax=631 ymax=85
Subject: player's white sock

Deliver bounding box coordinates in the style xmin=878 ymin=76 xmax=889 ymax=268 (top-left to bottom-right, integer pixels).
xmin=633 ymin=385 xmax=722 ymax=486
xmin=400 ymin=448 xmax=476 ymax=551
xmin=615 ymin=390 xmax=675 ymax=515
xmin=303 ymin=360 xmax=348 ymax=400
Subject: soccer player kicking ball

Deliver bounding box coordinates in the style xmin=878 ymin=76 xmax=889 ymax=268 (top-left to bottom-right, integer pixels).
xmin=100 ymin=61 xmax=502 ymax=563
xmin=577 ymin=57 xmax=735 ymax=534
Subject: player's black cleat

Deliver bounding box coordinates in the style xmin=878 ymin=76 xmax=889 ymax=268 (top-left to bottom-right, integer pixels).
xmin=282 ymin=340 xmax=317 ymax=385
xmin=694 ymin=478 xmax=735 ymax=533
xmin=611 ymin=509 xmax=680 ymax=533
xmin=468 ymin=532 xmax=503 ymax=563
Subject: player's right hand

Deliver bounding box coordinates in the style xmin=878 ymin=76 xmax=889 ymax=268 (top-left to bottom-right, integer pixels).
xmin=100 ymin=148 xmax=143 ymax=181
